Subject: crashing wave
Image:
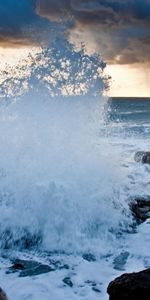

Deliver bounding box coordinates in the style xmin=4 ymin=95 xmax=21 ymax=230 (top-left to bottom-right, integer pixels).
xmin=0 ymin=39 xmax=131 ymax=254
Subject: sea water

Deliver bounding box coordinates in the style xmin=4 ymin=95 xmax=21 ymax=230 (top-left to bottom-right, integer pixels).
xmin=0 ymin=45 xmax=150 ymax=299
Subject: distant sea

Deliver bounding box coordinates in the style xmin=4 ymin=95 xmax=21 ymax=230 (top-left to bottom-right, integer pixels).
xmin=106 ymin=97 xmax=150 ymax=137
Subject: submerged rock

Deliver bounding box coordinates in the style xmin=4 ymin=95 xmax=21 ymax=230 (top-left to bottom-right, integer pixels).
xmin=82 ymin=253 xmax=96 ymax=262
xmin=113 ymin=251 xmax=129 ymax=271
xmin=134 ymin=151 xmax=150 ymax=164
xmin=0 ymin=288 xmax=8 ymax=300
xmin=8 ymin=259 xmax=54 ymax=277
xmin=92 ymin=286 xmax=101 ymax=293
xmin=63 ymin=277 xmax=73 ymax=287
xmin=107 ymin=268 xmax=150 ymax=300
xmin=130 ymin=199 xmax=150 ymax=222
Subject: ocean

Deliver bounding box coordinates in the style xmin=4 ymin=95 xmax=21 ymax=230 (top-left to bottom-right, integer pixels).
xmin=0 ymin=95 xmax=150 ymax=300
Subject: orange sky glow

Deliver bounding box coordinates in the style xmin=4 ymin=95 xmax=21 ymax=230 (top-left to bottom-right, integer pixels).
xmin=106 ymin=64 xmax=150 ymax=97
xmin=0 ymin=46 xmax=150 ymax=97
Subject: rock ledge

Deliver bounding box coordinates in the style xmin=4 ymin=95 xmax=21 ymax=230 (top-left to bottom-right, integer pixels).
xmin=107 ymin=268 xmax=150 ymax=300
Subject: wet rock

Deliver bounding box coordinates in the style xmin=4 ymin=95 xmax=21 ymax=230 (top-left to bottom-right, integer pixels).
xmin=48 ymin=259 xmax=69 ymax=270
xmin=107 ymin=268 xmax=150 ymax=300
xmin=0 ymin=288 xmax=8 ymax=300
xmin=63 ymin=277 xmax=73 ymax=287
xmin=113 ymin=251 xmax=129 ymax=271
xmin=11 ymin=262 xmax=25 ymax=270
xmin=82 ymin=253 xmax=96 ymax=262
xmin=130 ymin=199 xmax=150 ymax=222
xmin=58 ymin=264 xmax=69 ymax=270
xmin=134 ymin=151 xmax=150 ymax=164
xmin=85 ymin=280 xmax=101 ymax=293
xmin=85 ymin=280 xmax=97 ymax=286
xmin=9 ymin=259 xmax=54 ymax=277
xmin=92 ymin=286 xmax=101 ymax=293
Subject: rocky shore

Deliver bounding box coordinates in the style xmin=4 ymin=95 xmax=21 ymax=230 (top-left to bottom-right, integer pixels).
xmin=0 ymin=288 xmax=8 ymax=300
xmin=107 ymin=268 xmax=150 ymax=300
xmin=107 ymin=150 xmax=150 ymax=299
xmin=134 ymin=151 xmax=150 ymax=164
xmin=1 ymin=151 xmax=150 ymax=300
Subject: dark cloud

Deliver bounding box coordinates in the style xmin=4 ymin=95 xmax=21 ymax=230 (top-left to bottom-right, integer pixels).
xmin=0 ymin=0 xmax=35 ymax=46
xmin=36 ymin=0 xmax=150 ymax=26
xmin=0 ymin=0 xmax=149 ymax=65
xmin=36 ymin=0 xmax=150 ymax=65
xmin=0 ymin=0 xmax=52 ymax=47
xmin=36 ymin=0 xmax=71 ymax=21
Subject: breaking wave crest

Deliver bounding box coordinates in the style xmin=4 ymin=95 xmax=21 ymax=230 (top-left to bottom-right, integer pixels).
xmin=0 ymin=41 xmax=131 ymax=254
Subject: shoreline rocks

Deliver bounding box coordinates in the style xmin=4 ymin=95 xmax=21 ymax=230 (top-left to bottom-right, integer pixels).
xmin=8 ymin=259 xmax=54 ymax=277
xmin=107 ymin=268 xmax=150 ymax=300
xmin=0 ymin=288 xmax=8 ymax=300
xmin=130 ymin=199 xmax=150 ymax=222
xmin=134 ymin=151 xmax=150 ymax=164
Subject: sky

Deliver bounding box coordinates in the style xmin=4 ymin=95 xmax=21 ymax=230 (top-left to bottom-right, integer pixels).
xmin=0 ymin=0 xmax=150 ymax=97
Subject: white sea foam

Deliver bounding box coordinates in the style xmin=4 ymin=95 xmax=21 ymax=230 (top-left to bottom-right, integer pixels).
xmin=0 ymin=92 xmax=132 ymax=254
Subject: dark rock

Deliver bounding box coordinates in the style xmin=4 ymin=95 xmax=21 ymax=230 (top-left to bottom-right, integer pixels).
xmin=107 ymin=268 xmax=150 ymax=300
xmin=85 ymin=280 xmax=97 ymax=287
xmin=92 ymin=287 xmax=101 ymax=293
xmin=85 ymin=280 xmax=101 ymax=293
xmin=134 ymin=151 xmax=150 ymax=164
xmin=113 ymin=252 xmax=129 ymax=271
xmin=82 ymin=253 xmax=96 ymax=262
xmin=59 ymin=264 xmax=69 ymax=270
xmin=10 ymin=263 xmax=25 ymax=270
xmin=130 ymin=199 xmax=150 ymax=222
xmin=49 ymin=259 xmax=69 ymax=270
xmin=63 ymin=277 xmax=73 ymax=287
xmin=20 ymin=264 xmax=53 ymax=277
xmin=8 ymin=259 xmax=54 ymax=277
xmin=0 ymin=288 xmax=8 ymax=300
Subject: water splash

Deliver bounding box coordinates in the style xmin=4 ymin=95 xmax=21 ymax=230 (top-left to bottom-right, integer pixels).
xmin=0 ymin=40 xmax=131 ymax=254
xmin=0 ymin=39 xmax=108 ymax=100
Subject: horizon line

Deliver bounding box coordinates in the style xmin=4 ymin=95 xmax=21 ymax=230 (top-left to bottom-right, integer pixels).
xmin=109 ymin=96 xmax=150 ymax=99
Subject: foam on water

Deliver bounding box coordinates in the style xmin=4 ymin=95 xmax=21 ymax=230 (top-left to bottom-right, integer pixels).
xmin=0 ymin=92 xmax=132 ymax=254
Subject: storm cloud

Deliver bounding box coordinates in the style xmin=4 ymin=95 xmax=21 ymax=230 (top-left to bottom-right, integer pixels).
xmin=0 ymin=0 xmax=150 ymax=65
xmin=36 ymin=0 xmax=150 ymax=65
xmin=0 ymin=0 xmax=52 ymax=47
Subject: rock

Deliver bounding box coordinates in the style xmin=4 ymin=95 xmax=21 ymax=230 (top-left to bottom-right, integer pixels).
xmin=59 ymin=264 xmax=69 ymax=270
xmin=130 ymin=199 xmax=150 ymax=222
xmin=82 ymin=253 xmax=96 ymax=262
xmin=63 ymin=277 xmax=73 ymax=287
xmin=48 ymin=259 xmax=69 ymax=270
xmin=85 ymin=280 xmax=97 ymax=286
xmin=11 ymin=262 xmax=25 ymax=270
xmin=92 ymin=287 xmax=101 ymax=293
xmin=134 ymin=151 xmax=150 ymax=164
xmin=8 ymin=259 xmax=54 ymax=277
xmin=0 ymin=288 xmax=8 ymax=300
xmin=113 ymin=251 xmax=129 ymax=271
xmin=107 ymin=268 xmax=150 ymax=300
xmin=85 ymin=280 xmax=101 ymax=293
